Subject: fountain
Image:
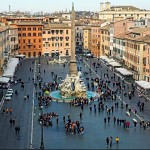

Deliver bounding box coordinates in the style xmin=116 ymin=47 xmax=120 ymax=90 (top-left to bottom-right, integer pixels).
xmin=50 ymin=3 xmax=97 ymax=102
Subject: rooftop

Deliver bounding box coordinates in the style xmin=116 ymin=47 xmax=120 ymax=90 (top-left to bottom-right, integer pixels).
xmin=17 ymin=21 xmax=43 ymax=26
xmin=0 ymin=26 xmax=8 ymax=32
xmin=43 ymin=23 xmax=70 ymax=29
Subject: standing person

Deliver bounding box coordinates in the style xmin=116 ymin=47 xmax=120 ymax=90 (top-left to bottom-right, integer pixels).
xmin=110 ymin=136 xmax=113 ymax=147
xmin=56 ymin=117 xmax=59 ymax=124
xmin=106 ymin=137 xmax=109 ymax=146
xmin=12 ymin=119 xmax=15 ymax=126
xmin=15 ymin=126 xmax=18 ymax=134
xmin=9 ymin=119 xmax=13 ymax=126
xmin=9 ymin=107 xmax=12 ymax=115
xmin=79 ymin=112 xmax=82 ymax=120
xmin=17 ymin=126 xmax=20 ymax=134
xmin=6 ymin=108 xmax=9 ymax=115
xmin=63 ymin=116 xmax=65 ymax=123
xmin=115 ymin=137 xmax=119 ymax=144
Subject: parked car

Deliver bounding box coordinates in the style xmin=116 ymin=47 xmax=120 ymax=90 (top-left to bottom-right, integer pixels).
xmin=5 ymin=95 xmax=12 ymax=101
xmin=7 ymin=89 xmax=13 ymax=94
xmin=86 ymin=53 xmax=94 ymax=58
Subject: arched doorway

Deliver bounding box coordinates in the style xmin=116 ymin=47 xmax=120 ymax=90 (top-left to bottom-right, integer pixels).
xmin=23 ymin=52 xmax=26 ymax=57
xmin=33 ymin=52 xmax=36 ymax=57
xmin=28 ymin=52 xmax=31 ymax=58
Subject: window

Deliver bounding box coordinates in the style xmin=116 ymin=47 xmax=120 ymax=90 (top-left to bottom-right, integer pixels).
xmin=60 ymin=30 xmax=63 ymax=34
xmin=22 ymin=33 xmax=26 ymax=36
xmin=66 ymin=37 xmax=69 ymax=41
xmin=22 ymin=28 xmax=26 ymax=31
xmin=23 ymin=46 xmax=25 ymax=49
xmin=66 ymin=43 xmax=69 ymax=46
xmin=60 ymin=37 xmax=63 ymax=41
xmin=39 ymin=45 xmax=41 ymax=48
xmin=28 ymin=39 xmax=31 ymax=43
xmin=38 ymin=33 xmax=42 ymax=36
xmin=33 ymin=39 xmax=36 ymax=43
xmin=33 ymin=33 xmax=36 ymax=36
xmin=56 ymin=30 xmax=59 ymax=34
xmin=66 ymin=30 xmax=68 ymax=34
xmin=48 ymin=31 xmax=51 ymax=34
xmin=33 ymin=27 xmax=36 ymax=30
xmin=39 ymin=39 xmax=41 ymax=43
xmin=43 ymin=44 xmax=45 ymax=47
xmin=28 ymin=33 xmax=31 ymax=36
xmin=52 ymin=43 xmax=54 ymax=46
xmin=43 ymin=38 xmax=46 ymax=41
xmin=28 ymin=28 xmax=31 ymax=31
xmin=48 ymin=38 xmax=51 ymax=41
xmin=18 ymin=28 xmax=21 ymax=31
xmin=38 ymin=27 xmax=42 ymax=30
xmin=23 ymin=39 xmax=26 ymax=43
xmin=43 ymin=31 xmax=46 ymax=34
xmin=18 ymin=33 xmax=21 ymax=37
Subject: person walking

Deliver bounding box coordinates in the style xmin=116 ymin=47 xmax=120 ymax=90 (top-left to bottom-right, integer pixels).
xmin=110 ymin=136 xmax=113 ymax=147
xmin=56 ymin=117 xmax=59 ymax=124
xmin=106 ymin=137 xmax=109 ymax=146
xmin=9 ymin=107 xmax=12 ymax=115
xmin=79 ymin=112 xmax=82 ymax=120
xmin=9 ymin=119 xmax=13 ymax=126
xmin=17 ymin=126 xmax=20 ymax=134
xmin=6 ymin=108 xmax=9 ymax=115
xmin=15 ymin=126 xmax=18 ymax=134
xmin=115 ymin=137 xmax=119 ymax=144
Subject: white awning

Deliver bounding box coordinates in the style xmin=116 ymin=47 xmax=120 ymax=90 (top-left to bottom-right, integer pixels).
xmin=15 ymin=54 xmax=25 ymax=58
xmin=115 ymin=68 xmax=133 ymax=76
xmin=2 ymin=58 xmax=19 ymax=78
xmin=0 ymin=77 xmax=10 ymax=83
xmin=109 ymin=61 xmax=122 ymax=67
xmin=135 ymin=80 xmax=150 ymax=89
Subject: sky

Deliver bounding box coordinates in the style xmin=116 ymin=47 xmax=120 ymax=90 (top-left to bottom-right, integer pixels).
xmin=0 ymin=0 xmax=149 ymax=13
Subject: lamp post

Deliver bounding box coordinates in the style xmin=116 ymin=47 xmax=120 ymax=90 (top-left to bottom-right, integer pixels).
xmin=40 ymin=105 xmax=44 ymax=150
xmin=121 ymin=80 xmax=124 ymax=108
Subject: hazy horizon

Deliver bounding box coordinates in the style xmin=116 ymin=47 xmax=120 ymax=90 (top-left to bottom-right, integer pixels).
xmin=0 ymin=0 xmax=149 ymax=13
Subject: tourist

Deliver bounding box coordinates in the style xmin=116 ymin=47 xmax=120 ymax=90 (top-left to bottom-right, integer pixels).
xmin=115 ymin=137 xmax=119 ymax=144
xmin=109 ymin=136 xmax=113 ymax=147
xmin=106 ymin=137 xmax=109 ymax=146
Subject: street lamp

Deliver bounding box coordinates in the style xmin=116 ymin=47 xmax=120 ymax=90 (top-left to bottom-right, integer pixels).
xmin=90 ymin=56 xmax=91 ymax=73
xmin=40 ymin=105 xmax=44 ymax=150
xmin=121 ymin=80 xmax=124 ymax=108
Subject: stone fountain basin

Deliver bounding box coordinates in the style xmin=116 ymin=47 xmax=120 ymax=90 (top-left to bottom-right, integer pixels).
xmin=50 ymin=90 xmax=97 ymax=102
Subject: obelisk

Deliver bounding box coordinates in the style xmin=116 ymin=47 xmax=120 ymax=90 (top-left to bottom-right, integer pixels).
xmin=69 ymin=2 xmax=77 ymax=76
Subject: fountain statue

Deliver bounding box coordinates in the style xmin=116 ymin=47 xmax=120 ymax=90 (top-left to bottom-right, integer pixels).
xmin=58 ymin=3 xmax=87 ymax=99
xmin=50 ymin=3 xmax=96 ymax=101
xmin=59 ymin=72 xmax=86 ymax=98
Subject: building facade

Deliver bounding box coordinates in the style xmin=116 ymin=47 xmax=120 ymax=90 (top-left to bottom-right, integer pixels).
xmin=0 ymin=26 xmax=9 ymax=75
xmin=99 ymin=2 xmax=150 ymax=21
xmin=114 ymin=27 xmax=150 ymax=80
xmin=100 ymin=24 xmax=110 ymax=56
xmin=9 ymin=26 xmax=18 ymax=56
xmin=83 ymin=26 xmax=91 ymax=51
xmin=75 ymin=23 xmax=86 ymax=53
xmin=17 ymin=22 xmax=43 ymax=57
xmin=42 ymin=23 xmax=71 ymax=56
xmin=91 ymin=25 xmax=101 ymax=57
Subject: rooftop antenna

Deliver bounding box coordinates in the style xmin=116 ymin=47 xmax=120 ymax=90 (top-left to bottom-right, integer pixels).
xmin=9 ymin=5 xmax=11 ymax=12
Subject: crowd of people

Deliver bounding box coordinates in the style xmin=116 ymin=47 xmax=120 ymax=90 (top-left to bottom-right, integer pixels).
xmin=38 ymin=112 xmax=59 ymax=126
xmin=65 ymin=119 xmax=84 ymax=135
xmin=38 ymin=96 xmax=52 ymax=107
